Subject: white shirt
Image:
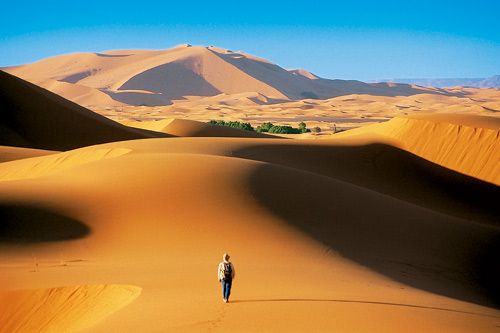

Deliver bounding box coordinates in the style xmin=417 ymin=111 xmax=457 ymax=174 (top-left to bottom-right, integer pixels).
xmin=218 ymin=261 xmax=235 ymax=281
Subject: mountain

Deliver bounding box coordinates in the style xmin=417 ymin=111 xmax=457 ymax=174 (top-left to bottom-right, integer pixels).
xmin=474 ymin=75 xmax=500 ymax=88
xmin=2 ymin=44 xmax=449 ymax=107
xmin=368 ymin=75 xmax=500 ymax=88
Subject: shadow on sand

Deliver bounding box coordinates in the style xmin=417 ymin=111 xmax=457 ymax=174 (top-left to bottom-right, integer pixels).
xmin=230 ymin=299 xmax=500 ymax=318
xmin=0 ymin=204 xmax=90 ymax=243
xmin=245 ymin=143 xmax=500 ymax=309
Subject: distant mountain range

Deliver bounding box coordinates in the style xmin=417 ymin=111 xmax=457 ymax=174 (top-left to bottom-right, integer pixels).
xmin=367 ymin=75 xmax=500 ymax=88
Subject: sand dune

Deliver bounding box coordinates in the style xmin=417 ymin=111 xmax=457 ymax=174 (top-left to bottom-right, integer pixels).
xmin=29 ymin=78 xmax=127 ymax=107
xmin=1 ymin=47 xmax=500 ymax=331
xmin=0 ymin=71 xmax=168 ymax=150
xmin=332 ymin=113 xmax=500 ymax=186
xmin=87 ymin=86 xmax=500 ymax=134
xmin=2 ymin=45 xmax=453 ymax=108
xmin=1 ymin=113 xmax=500 ymax=331
xmin=4 ymin=45 xmax=500 ymax=136
xmin=0 ymin=147 xmax=131 ymax=182
xmin=0 ymin=285 xmax=141 ymax=332
xmin=122 ymin=118 xmax=277 ymax=138
xmin=0 ymin=146 xmax=57 ymax=163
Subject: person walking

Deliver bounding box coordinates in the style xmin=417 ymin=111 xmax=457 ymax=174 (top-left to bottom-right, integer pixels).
xmin=218 ymin=253 xmax=235 ymax=303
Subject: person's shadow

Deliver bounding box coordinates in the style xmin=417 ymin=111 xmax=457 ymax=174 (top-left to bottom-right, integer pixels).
xmin=229 ymin=298 xmax=500 ymax=319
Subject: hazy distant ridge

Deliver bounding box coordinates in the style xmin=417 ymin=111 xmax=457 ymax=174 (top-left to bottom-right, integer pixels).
xmin=368 ymin=75 xmax=500 ymax=88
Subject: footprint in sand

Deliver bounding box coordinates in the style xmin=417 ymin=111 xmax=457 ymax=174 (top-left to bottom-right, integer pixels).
xmin=207 ymin=304 xmax=227 ymax=332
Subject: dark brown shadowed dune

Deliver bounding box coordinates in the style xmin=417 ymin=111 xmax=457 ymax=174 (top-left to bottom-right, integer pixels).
xmin=0 ymin=203 xmax=90 ymax=243
xmin=0 ymin=70 xmax=170 ymax=151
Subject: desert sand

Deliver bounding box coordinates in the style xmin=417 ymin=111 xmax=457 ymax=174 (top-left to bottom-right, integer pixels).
xmin=1 ymin=47 xmax=500 ymax=332
xmin=4 ymin=45 xmax=500 ymax=133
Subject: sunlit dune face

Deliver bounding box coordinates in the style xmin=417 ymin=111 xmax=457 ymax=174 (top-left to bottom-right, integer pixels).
xmin=1 ymin=50 xmax=500 ymax=332
xmin=4 ymin=46 xmax=499 ymax=133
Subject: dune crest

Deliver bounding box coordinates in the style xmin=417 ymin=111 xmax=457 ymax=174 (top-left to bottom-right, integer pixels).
xmin=0 ymin=285 xmax=141 ymax=332
xmin=0 ymin=148 xmax=131 ymax=182
xmin=0 ymin=146 xmax=57 ymax=163
xmin=2 ymin=45 xmax=453 ymax=108
xmin=334 ymin=114 xmax=500 ymax=185
xmin=4 ymin=46 xmax=500 ymax=135
xmin=1 ymin=126 xmax=499 ymax=330
xmin=119 ymin=118 xmax=175 ymax=132
xmin=2 ymin=46 xmax=500 ymax=331
xmin=123 ymin=118 xmax=276 ymax=138
xmin=29 ymin=77 xmax=127 ymax=107
xmin=0 ymin=71 xmax=167 ymax=151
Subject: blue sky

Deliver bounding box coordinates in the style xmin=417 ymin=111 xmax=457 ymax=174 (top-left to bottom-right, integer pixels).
xmin=1 ymin=0 xmax=499 ymax=80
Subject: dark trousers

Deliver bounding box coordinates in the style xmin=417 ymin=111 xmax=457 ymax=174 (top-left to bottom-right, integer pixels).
xmin=222 ymin=278 xmax=232 ymax=300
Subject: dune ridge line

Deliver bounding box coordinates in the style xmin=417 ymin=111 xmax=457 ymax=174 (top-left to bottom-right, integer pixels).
xmin=0 ymin=284 xmax=142 ymax=332
xmin=0 ymin=148 xmax=132 ymax=182
xmin=333 ymin=114 xmax=500 ymax=186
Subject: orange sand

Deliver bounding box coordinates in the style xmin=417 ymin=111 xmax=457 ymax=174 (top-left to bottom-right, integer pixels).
xmin=4 ymin=45 xmax=500 ymax=133
xmin=332 ymin=114 xmax=500 ymax=186
xmin=1 ymin=56 xmax=500 ymax=331
xmin=0 ymin=285 xmax=141 ymax=332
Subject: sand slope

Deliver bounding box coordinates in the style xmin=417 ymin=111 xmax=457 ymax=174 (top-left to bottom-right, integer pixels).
xmin=2 ymin=45 xmax=452 ymax=107
xmin=0 ymin=285 xmax=141 ymax=332
xmin=86 ymin=86 xmax=500 ymax=134
xmin=0 ymin=146 xmax=57 ymax=163
xmin=1 ymin=114 xmax=499 ymax=331
xmin=122 ymin=118 xmax=278 ymax=138
xmin=1 ymin=54 xmax=500 ymax=331
xmin=0 ymin=71 xmax=169 ymax=150
xmin=28 ymin=77 xmax=127 ymax=107
xmin=332 ymin=113 xmax=500 ymax=186
xmin=4 ymin=45 xmax=500 ymax=138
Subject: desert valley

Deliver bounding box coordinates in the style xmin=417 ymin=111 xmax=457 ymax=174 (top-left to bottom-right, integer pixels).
xmin=1 ymin=44 xmax=500 ymax=332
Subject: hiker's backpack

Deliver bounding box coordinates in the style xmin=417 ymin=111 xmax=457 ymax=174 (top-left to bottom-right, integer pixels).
xmin=222 ymin=262 xmax=232 ymax=279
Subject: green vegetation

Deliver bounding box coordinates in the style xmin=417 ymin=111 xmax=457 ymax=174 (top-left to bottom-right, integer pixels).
xmin=207 ymin=120 xmax=255 ymax=131
xmin=208 ymin=120 xmax=312 ymax=134
xmin=267 ymin=126 xmax=302 ymax=134
xmin=256 ymin=122 xmax=273 ymax=132
xmin=257 ymin=121 xmax=310 ymax=134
